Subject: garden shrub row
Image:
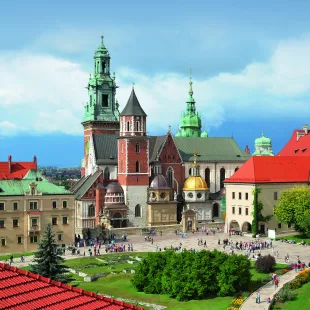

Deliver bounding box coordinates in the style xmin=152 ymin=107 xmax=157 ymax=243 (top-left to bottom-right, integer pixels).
xmin=132 ymin=250 xmax=251 ymax=301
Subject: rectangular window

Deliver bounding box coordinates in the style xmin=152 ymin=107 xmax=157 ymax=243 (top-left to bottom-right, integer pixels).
xmin=239 ymin=207 xmax=242 ymax=215
xmin=0 ymin=220 xmax=4 ymax=228
xmin=30 ymin=236 xmax=38 ymax=243
xmin=1 ymin=238 xmax=5 ymax=246
xmin=288 ymin=223 xmax=292 ymax=228
xmin=245 ymin=193 xmax=249 ymax=200
xmin=31 ymin=218 xmax=38 ymax=227
xmin=13 ymin=219 xmax=18 ymax=227
xmin=245 ymin=208 xmax=249 ymax=216
xmin=278 ymin=223 xmax=282 ymax=229
xmin=239 ymin=192 xmax=242 ymax=200
xmin=62 ymin=217 xmax=68 ymax=225
xmin=0 ymin=202 xmax=4 ymax=211
xmin=52 ymin=217 xmax=57 ymax=225
xmin=62 ymin=201 xmax=67 ymax=209
xmin=102 ymin=94 xmax=108 ymax=107
xmin=232 ymin=192 xmax=235 ymax=199
xmin=274 ymin=192 xmax=278 ymax=200
xmin=232 ymin=207 xmax=235 ymax=214
xmin=52 ymin=201 xmax=57 ymax=209
xmin=30 ymin=202 xmax=38 ymax=210
xmin=13 ymin=202 xmax=18 ymax=210
xmin=17 ymin=236 xmax=22 ymax=244
xmin=58 ymin=233 xmax=62 ymax=241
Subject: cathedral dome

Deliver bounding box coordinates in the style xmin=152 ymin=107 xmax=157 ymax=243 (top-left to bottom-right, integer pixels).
xmin=183 ymin=176 xmax=208 ymax=191
xmin=150 ymin=174 xmax=170 ymax=189
xmin=255 ymin=130 xmax=271 ymax=146
xmin=106 ymin=182 xmax=123 ymax=193
xmin=201 ymin=130 xmax=208 ymax=137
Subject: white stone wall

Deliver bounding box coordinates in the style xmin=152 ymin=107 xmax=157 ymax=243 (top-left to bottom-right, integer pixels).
xmin=86 ymin=135 xmax=97 ymax=177
xmin=123 ymin=185 xmax=149 ymax=227
xmin=98 ymin=164 xmax=118 ymax=179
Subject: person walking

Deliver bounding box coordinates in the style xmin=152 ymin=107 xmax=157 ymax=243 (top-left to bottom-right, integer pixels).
xmin=274 ymin=278 xmax=279 ymax=289
xmin=256 ymin=292 xmax=260 ymax=304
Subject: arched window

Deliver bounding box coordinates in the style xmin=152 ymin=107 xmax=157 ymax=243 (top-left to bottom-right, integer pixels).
xmin=167 ymin=167 xmax=174 ymax=188
xmin=88 ymin=205 xmax=95 ymax=217
xmin=104 ymin=167 xmax=110 ymax=180
xmin=205 ymin=168 xmax=210 ymax=188
xmin=136 ymin=161 xmax=140 ymax=173
xmin=189 ymin=168 xmax=192 ymax=176
xmin=135 ymin=204 xmax=141 ymax=217
xmin=235 ymin=167 xmax=239 ymax=172
xmin=136 ymin=143 xmax=140 ymax=153
xmin=220 ymin=168 xmax=226 ymax=189
xmin=136 ymin=121 xmax=139 ymax=131
xmin=90 ymin=95 xmax=92 ymax=107
xmin=127 ymin=122 xmax=130 ymax=132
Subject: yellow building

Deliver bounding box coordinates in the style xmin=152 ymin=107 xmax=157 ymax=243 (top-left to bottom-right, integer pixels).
xmin=224 ymin=156 xmax=309 ymax=235
xmin=0 ymin=170 xmax=75 ymax=254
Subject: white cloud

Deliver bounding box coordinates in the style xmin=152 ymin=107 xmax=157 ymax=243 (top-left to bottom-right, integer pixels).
xmin=1 ymin=34 xmax=310 ymax=136
xmin=0 ymin=121 xmax=22 ymax=136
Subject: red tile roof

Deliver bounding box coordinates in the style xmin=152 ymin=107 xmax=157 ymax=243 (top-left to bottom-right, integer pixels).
xmin=225 ymin=156 xmax=310 ymax=184
xmin=278 ymin=129 xmax=310 ymax=156
xmin=0 ymin=263 xmax=144 ymax=310
xmin=0 ymin=156 xmax=37 ymax=180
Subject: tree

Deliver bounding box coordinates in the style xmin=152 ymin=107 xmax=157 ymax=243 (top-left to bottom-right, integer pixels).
xmin=255 ymin=255 xmax=276 ymax=273
xmin=274 ymin=186 xmax=310 ymax=235
xmin=30 ymin=223 xmax=73 ymax=283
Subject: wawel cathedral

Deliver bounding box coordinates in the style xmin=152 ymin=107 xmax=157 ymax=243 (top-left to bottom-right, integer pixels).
xmin=71 ymin=37 xmax=251 ymax=234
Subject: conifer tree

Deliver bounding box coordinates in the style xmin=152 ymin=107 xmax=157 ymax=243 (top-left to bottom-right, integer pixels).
xmin=30 ymin=223 xmax=73 ymax=283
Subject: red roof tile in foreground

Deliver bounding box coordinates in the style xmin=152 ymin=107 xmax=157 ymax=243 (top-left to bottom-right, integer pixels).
xmin=0 ymin=263 xmax=144 ymax=310
xmin=278 ymin=129 xmax=310 ymax=156
xmin=0 ymin=156 xmax=37 ymax=180
xmin=225 ymin=156 xmax=310 ymax=184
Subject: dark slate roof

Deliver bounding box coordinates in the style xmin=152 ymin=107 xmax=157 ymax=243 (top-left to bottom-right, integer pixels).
xmin=150 ymin=174 xmax=170 ymax=189
xmin=93 ymin=134 xmax=118 ymax=165
xmin=70 ymin=175 xmax=87 ymax=193
xmin=174 ymin=137 xmax=250 ymax=162
xmin=149 ymin=136 xmax=166 ymax=162
xmin=120 ymin=89 xmax=147 ymax=116
xmin=74 ymin=171 xmax=101 ymax=200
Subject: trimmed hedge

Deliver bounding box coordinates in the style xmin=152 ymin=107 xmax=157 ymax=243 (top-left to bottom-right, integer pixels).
xmin=132 ymin=250 xmax=251 ymax=301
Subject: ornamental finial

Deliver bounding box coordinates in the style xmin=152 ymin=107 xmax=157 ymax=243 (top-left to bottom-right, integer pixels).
xmin=189 ymin=69 xmax=193 ymax=97
xmin=168 ymin=125 xmax=171 ymax=133
xmin=262 ymin=129 xmax=264 ymax=136
xmin=132 ymin=82 xmax=135 ymax=89
xmin=101 ymin=35 xmax=104 ymax=44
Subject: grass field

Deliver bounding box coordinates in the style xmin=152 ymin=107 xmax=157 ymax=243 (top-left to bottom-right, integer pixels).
xmin=274 ymin=281 xmax=310 ymax=309
xmin=63 ymin=254 xmax=288 ymax=310
xmin=278 ymin=234 xmax=310 ymax=243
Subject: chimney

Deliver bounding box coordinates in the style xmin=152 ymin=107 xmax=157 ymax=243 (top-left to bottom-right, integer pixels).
xmin=244 ymin=145 xmax=250 ymax=154
xmin=296 ymin=131 xmax=304 ymax=141
xmin=33 ymin=156 xmax=37 ymax=170
xmin=303 ymin=124 xmax=308 ymax=135
xmin=8 ymin=155 xmax=12 ymax=173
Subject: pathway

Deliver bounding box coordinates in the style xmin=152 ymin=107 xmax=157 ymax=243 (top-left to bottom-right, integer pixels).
xmin=240 ymin=269 xmax=298 ymax=310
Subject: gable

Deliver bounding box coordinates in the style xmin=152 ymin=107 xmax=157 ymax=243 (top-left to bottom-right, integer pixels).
xmin=159 ymin=134 xmax=183 ymax=163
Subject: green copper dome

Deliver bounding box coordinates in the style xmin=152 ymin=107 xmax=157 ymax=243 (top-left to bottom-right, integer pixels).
xmin=254 ymin=130 xmax=271 ymax=146
xmin=175 ymin=76 xmax=202 ymax=137
xmin=201 ymin=130 xmax=208 ymax=137
xmin=252 ymin=130 xmax=274 ymax=156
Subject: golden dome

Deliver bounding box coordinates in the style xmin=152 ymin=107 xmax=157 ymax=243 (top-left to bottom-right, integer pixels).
xmin=183 ymin=176 xmax=208 ymax=191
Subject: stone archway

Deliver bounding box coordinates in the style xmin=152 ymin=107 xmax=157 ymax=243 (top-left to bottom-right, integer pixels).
xmin=212 ymin=203 xmax=219 ymax=218
xmin=182 ymin=209 xmax=197 ymax=232
xmin=229 ymin=220 xmax=240 ymax=231
xmin=242 ymin=221 xmax=252 ymax=233
xmin=111 ymin=212 xmax=122 ymax=228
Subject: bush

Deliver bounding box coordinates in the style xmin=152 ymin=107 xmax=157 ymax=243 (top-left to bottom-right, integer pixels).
xmin=287 ymin=278 xmax=302 ymax=290
xmin=132 ymin=250 xmax=251 ymax=301
xmin=296 ymin=269 xmax=310 ymax=284
xmin=255 ymin=255 xmax=276 ymax=273
xmin=275 ymin=287 xmax=296 ymax=303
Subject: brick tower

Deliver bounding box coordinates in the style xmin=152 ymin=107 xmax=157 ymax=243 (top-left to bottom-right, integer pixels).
xmin=81 ymin=36 xmax=120 ymax=176
xmin=118 ymin=86 xmax=149 ymax=226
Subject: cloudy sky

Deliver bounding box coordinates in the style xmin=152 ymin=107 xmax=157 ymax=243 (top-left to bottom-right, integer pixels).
xmin=1 ymin=0 xmax=310 ymax=166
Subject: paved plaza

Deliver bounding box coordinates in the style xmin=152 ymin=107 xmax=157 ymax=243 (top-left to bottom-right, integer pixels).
xmin=4 ymin=231 xmax=310 ymax=268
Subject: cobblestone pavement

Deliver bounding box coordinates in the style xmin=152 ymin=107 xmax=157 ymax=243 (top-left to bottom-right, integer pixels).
xmin=4 ymin=231 xmax=310 ymax=268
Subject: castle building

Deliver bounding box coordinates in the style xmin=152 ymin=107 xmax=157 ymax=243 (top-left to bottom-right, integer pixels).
xmin=252 ymin=130 xmax=274 ymax=156
xmin=73 ymin=37 xmax=251 ymax=232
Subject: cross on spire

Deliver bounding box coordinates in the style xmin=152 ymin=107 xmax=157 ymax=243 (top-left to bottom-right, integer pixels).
xmin=168 ymin=125 xmax=171 ymax=133
xmin=101 ymin=35 xmax=104 ymax=44
xmin=132 ymin=82 xmax=135 ymax=89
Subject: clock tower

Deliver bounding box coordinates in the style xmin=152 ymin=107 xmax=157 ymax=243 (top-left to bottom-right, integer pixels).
xmin=81 ymin=36 xmax=120 ymax=176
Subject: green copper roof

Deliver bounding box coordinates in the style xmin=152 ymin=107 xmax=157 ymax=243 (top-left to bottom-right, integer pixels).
xmin=201 ymin=130 xmax=208 ymax=137
xmin=254 ymin=130 xmax=271 ymax=146
xmin=0 ymin=173 xmax=72 ymax=196
xmin=23 ymin=169 xmax=46 ymax=181
xmin=174 ymin=137 xmax=250 ymax=162
xmin=176 ymin=77 xmax=202 ymax=137
xmin=252 ymin=130 xmax=274 ymax=156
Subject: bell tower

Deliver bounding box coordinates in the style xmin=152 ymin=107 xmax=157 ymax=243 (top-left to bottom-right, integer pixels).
xmin=118 ymin=86 xmax=149 ymax=226
xmin=81 ymin=36 xmax=120 ymax=176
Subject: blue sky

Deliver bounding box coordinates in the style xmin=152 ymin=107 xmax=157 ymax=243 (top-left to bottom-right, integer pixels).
xmin=1 ymin=0 xmax=310 ymax=166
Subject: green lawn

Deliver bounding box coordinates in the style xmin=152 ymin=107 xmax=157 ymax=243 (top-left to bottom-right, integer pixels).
xmin=0 ymin=252 xmax=34 ymax=261
xmin=274 ymin=281 xmax=310 ymax=309
xmin=63 ymin=254 xmax=288 ymax=310
xmin=278 ymin=234 xmax=310 ymax=243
